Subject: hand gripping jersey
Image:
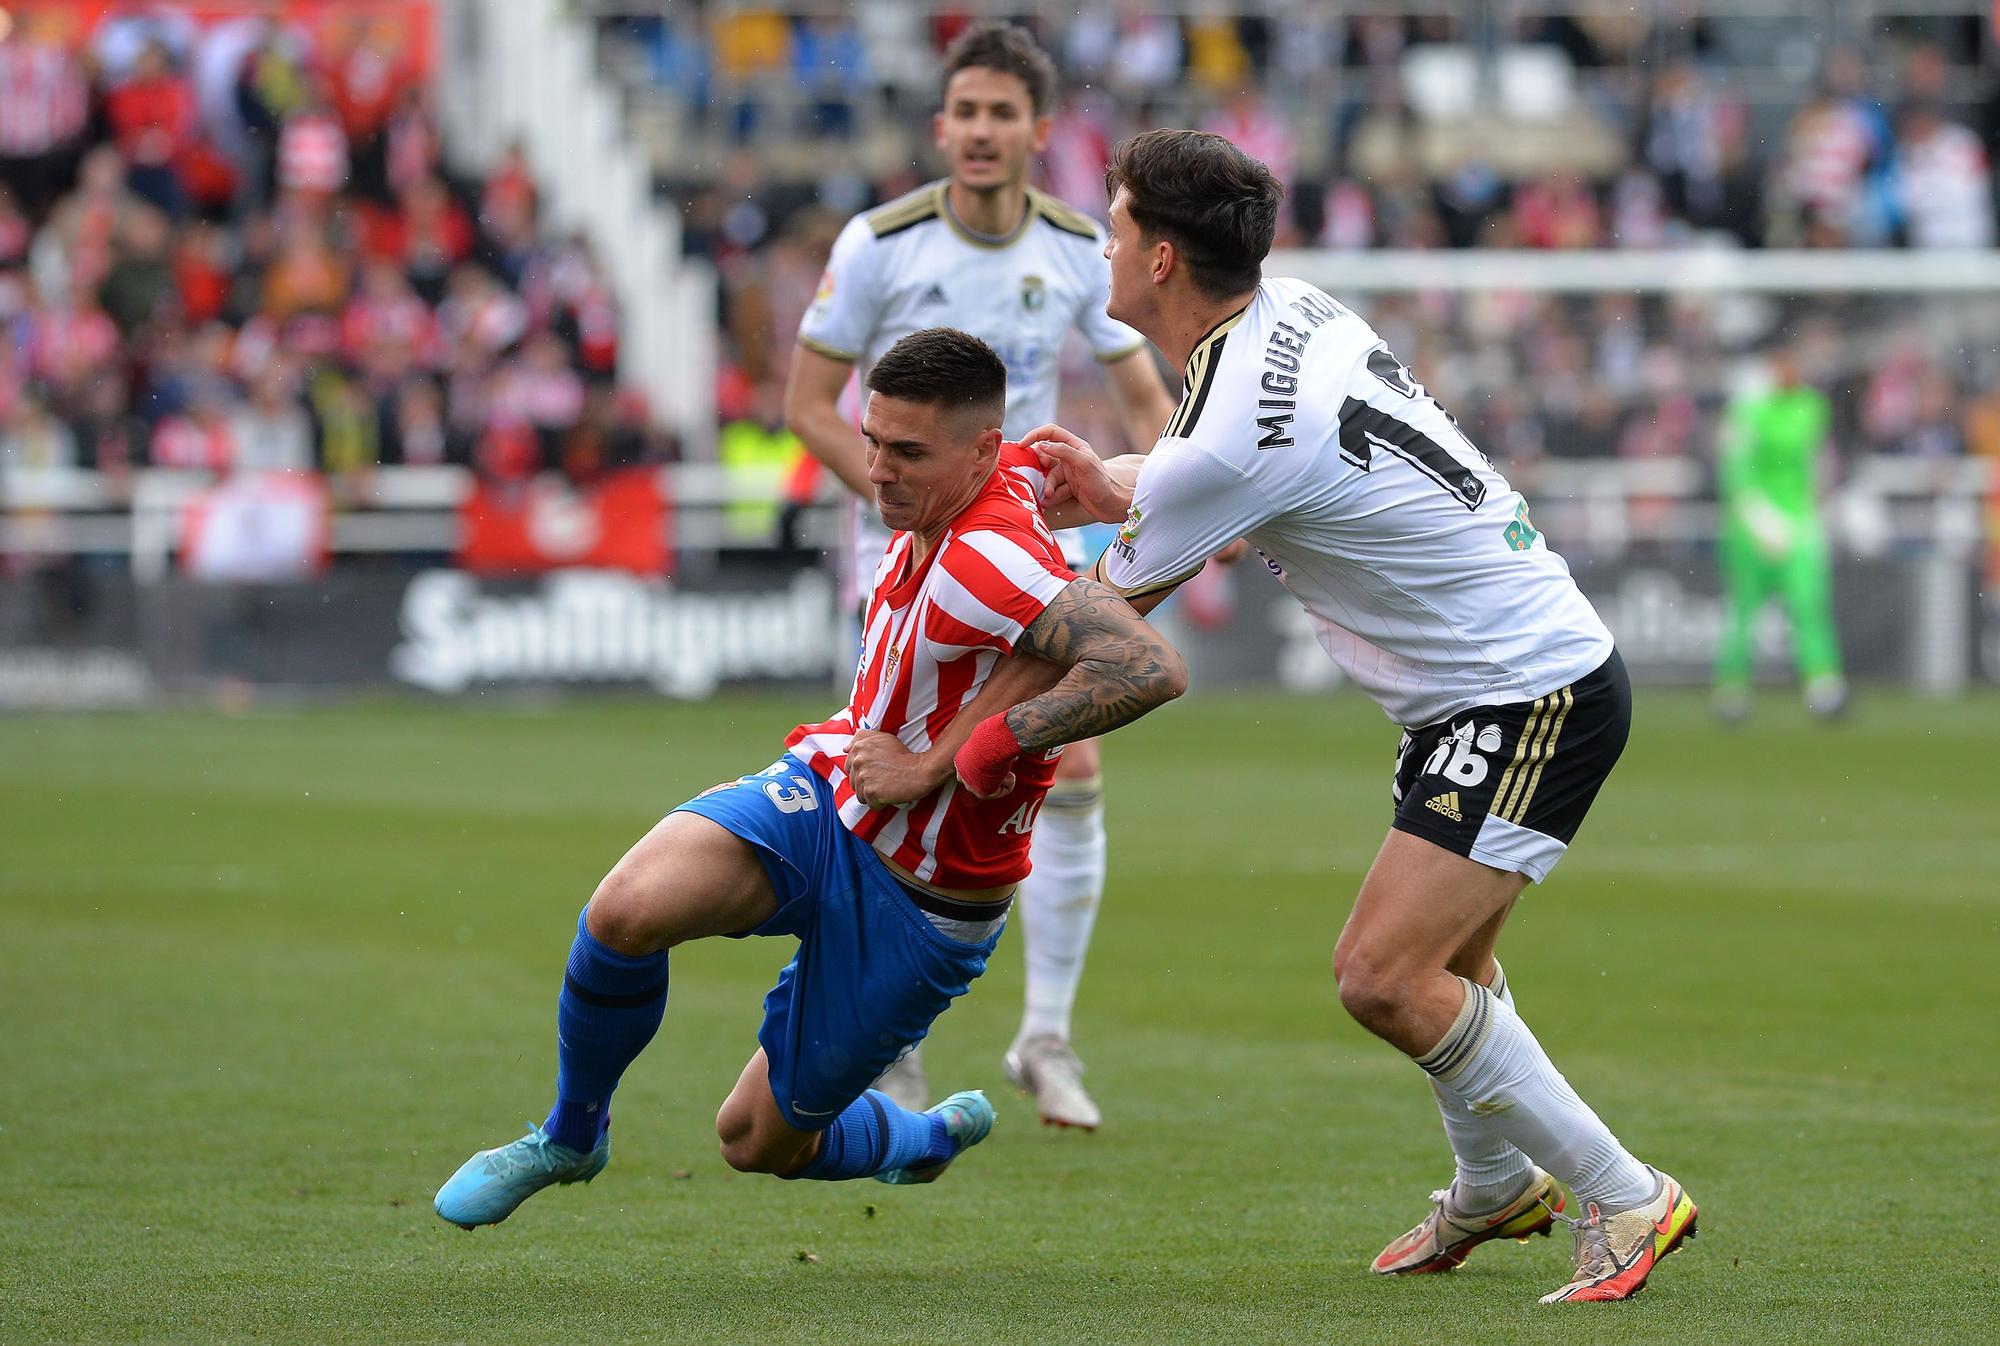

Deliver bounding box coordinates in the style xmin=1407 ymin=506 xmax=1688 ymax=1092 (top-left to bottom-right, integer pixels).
xmin=1098 ymin=277 xmax=1613 ymax=728
xmin=798 ymin=180 xmax=1147 ymax=600
xmin=787 ymin=444 xmax=1075 ymax=890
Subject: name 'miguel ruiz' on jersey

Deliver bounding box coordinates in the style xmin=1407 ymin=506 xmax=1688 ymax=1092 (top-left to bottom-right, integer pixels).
xmin=1097 ymin=276 xmax=1615 ymax=729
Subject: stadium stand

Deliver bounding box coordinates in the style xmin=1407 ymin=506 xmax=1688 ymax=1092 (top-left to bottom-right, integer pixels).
xmin=0 ymin=4 xmax=657 ymax=497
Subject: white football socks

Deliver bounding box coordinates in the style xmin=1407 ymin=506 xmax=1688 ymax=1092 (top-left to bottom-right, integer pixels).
xmin=1015 ymin=775 xmax=1106 ymax=1046
xmin=1416 ymin=976 xmax=1656 ymax=1214
xmin=1430 ymin=963 xmax=1535 ymax=1212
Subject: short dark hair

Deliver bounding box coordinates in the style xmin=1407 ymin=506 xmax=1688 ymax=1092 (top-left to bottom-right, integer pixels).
xmin=1105 ymin=129 xmax=1283 ymax=300
xmin=865 ymin=328 xmax=1007 ymax=426
xmin=939 ymin=23 xmax=1056 ymax=117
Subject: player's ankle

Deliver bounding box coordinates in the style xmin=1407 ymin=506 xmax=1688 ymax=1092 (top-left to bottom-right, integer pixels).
xmin=1450 ymin=1168 xmax=1536 ymax=1216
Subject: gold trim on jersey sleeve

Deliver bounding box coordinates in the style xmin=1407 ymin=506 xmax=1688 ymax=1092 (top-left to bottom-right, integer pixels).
xmin=797 ymin=335 xmax=860 ymax=362
xmin=1089 ymin=549 xmax=1203 ymax=601
xmin=1027 ymin=187 xmax=1102 ymax=240
xmin=867 ymin=181 xmax=946 ymax=238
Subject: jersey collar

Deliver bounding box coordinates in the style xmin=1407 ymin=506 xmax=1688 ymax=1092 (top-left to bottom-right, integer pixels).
xmin=938 ymin=182 xmax=1035 ymax=250
xmin=1182 ymin=302 xmax=1252 ymax=383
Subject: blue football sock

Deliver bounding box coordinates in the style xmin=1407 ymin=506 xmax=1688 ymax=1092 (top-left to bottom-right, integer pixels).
xmin=543 ymin=908 xmax=668 ymax=1152
xmin=786 ymin=1091 xmax=948 ymax=1181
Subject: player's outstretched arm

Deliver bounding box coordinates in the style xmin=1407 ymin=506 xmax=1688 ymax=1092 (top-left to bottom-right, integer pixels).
xmin=784 ymin=345 xmax=872 ymax=498
xmin=954 ymin=578 xmax=1186 ymax=797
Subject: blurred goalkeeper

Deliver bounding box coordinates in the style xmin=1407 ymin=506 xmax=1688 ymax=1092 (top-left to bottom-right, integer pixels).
xmin=1713 ymin=339 xmax=1847 ymax=721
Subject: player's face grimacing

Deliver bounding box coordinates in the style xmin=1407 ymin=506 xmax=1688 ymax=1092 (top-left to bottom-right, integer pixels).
xmin=861 ymin=393 xmax=1002 ymax=536
xmin=934 ymin=68 xmax=1050 ymax=196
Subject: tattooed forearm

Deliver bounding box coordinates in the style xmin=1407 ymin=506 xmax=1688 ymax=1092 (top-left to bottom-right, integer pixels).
xmin=1002 ymin=579 xmax=1188 ymax=752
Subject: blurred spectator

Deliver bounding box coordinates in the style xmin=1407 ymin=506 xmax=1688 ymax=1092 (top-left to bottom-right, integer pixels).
xmin=151 ymin=383 xmax=237 ymax=471
xmin=1108 ymin=10 xmax=1183 ymax=100
xmin=231 ymin=358 xmax=313 ymax=471
xmin=793 ymin=15 xmax=867 ymax=137
xmin=0 ymin=185 xmax=35 ymax=265
xmin=98 ymin=203 xmax=178 ymax=336
xmin=711 ymin=8 xmax=792 ymax=140
xmin=104 ymin=39 xmax=196 ymax=219
xmin=69 ymin=371 xmax=146 ymax=475
xmin=277 ymin=95 xmax=349 ymax=200
xmin=258 ymin=220 xmax=347 ymax=319
xmin=0 ymin=20 xmax=90 ymax=220
xmin=1317 ymin=178 xmax=1376 ymax=249
xmin=1898 ymin=369 xmax=1967 ymax=458
xmin=382 ymin=375 xmax=451 ymax=466
xmin=1773 ymin=55 xmax=1896 ymax=247
xmin=1 ymin=389 xmax=78 ymax=472
xmin=1203 ymin=86 xmax=1294 ymax=196
xmin=1896 ymin=101 xmax=1994 ymax=249
xmin=1042 ymin=91 xmax=1113 ymax=220
xmin=1185 ymin=16 xmax=1251 ymax=95
xmin=1641 ymin=62 xmax=1731 ymax=227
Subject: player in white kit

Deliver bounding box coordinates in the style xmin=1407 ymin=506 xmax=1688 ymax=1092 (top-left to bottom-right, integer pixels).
xmin=1029 ymin=130 xmax=1698 ymax=1305
xmin=785 ymin=25 xmax=1178 ymax=1128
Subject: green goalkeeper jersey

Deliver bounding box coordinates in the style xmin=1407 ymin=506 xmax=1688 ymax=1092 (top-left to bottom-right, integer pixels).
xmin=1720 ymin=384 xmax=1831 ymax=522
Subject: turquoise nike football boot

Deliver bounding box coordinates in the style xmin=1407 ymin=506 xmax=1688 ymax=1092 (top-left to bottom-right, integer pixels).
xmin=434 ymin=1123 xmax=610 ymax=1228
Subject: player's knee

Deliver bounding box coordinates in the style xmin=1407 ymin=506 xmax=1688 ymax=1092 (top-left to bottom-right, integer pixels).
xmin=715 ymin=1122 xmax=803 ymax=1175
xmin=585 ymin=865 xmax=664 ymax=955
xmin=1335 ymin=957 xmax=1403 ymax=1032
xmin=716 ymin=1132 xmax=775 ymax=1173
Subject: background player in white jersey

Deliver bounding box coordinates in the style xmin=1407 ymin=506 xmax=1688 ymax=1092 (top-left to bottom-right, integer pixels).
xmin=1029 ymin=130 xmax=1697 ymax=1305
xmin=434 ymin=329 xmax=1186 ymax=1230
xmin=785 ymin=24 xmax=1178 ymax=1128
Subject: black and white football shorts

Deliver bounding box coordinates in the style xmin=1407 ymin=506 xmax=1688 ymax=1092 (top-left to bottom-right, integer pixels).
xmin=1390 ymin=650 xmax=1630 ymax=883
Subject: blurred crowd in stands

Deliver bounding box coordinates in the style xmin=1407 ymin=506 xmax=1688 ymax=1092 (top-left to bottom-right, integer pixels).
xmin=0 ymin=5 xmax=653 ymax=500
xmin=601 ymin=5 xmax=2000 ymax=472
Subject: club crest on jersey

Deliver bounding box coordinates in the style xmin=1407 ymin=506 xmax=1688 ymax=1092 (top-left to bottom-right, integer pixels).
xmin=1117 ymin=506 xmax=1142 ymax=544
xmin=1021 ymin=274 xmax=1046 ymax=311
xmin=883 ymin=644 xmax=901 ymax=679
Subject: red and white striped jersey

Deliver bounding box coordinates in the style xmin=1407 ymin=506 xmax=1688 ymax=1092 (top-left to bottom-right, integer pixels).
xmin=787 ymin=443 xmax=1075 ymax=890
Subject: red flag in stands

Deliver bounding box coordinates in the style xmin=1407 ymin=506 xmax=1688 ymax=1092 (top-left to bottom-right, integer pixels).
xmin=457 ymin=469 xmax=669 ymax=577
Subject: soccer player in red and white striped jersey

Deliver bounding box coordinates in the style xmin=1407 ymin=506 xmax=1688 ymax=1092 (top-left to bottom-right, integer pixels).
xmin=786 ymin=437 xmax=1072 ymax=891
xmin=435 ymin=328 xmax=1184 ymax=1227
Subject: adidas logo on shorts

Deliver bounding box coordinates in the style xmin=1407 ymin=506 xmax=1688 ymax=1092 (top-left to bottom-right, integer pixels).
xmin=1425 ymin=791 xmax=1464 ymax=822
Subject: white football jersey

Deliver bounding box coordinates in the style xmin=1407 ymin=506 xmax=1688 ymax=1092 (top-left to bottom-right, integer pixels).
xmin=1098 ymin=277 xmax=1613 ymax=727
xmin=798 ymin=180 xmax=1147 ymax=597
xmin=801 ymin=179 xmax=1146 ymax=426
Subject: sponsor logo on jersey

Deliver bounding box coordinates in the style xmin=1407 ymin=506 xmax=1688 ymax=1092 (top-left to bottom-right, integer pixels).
xmin=1021 ymin=274 xmax=1045 ymax=311
xmin=919 ymin=283 xmax=949 ymax=306
xmin=1117 ymin=505 xmax=1142 ymax=544
xmin=1425 ymin=790 xmax=1464 ymax=822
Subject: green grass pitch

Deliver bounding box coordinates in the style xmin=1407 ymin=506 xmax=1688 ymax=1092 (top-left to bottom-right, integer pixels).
xmin=3 ymin=688 xmax=1996 ymax=1343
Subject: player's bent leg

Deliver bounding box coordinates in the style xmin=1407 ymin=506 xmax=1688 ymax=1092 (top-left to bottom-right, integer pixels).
xmin=434 ymin=812 xmax=778 ymax=1230
xmin=712 ymin=1049 xmax=994 ymax=1184
xmin=1332 ymin=829 xmax=1527 ymax=1058
xmin=1012 ymin=736 xmax=1106 ymax=1129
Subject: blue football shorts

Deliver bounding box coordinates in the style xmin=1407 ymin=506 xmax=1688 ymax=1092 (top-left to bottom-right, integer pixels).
xmin=673 ymin=755 xmax=1004 ymax=1129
